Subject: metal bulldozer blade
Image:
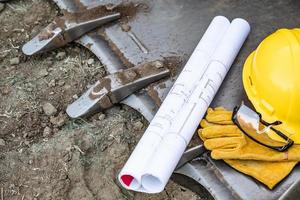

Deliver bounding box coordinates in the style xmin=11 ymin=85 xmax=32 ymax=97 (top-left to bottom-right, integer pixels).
xmin=52 ymin=0 xmax=300 ymax=199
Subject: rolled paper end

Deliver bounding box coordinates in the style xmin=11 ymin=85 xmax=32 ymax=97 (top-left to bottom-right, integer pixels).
xmin=232 ymin=18 xmax=251 ymax=31
xmin=141 ymin=174 xmax=164 ymax=193
xmin=121 ymin=175 xmax=134 ymax=186
xmin=118 ymin=132 xmax=164 ymax=191
xmin=214 ymin=15 xmax=231 ymax=25
xmin=118 ymin=173 xmax=141 ymax=190
xmin=141 ymin=134 xmax=187 ymax=193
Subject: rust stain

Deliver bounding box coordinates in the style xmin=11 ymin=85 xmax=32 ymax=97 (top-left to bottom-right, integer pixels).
xmin=63 ymin=6 xmax=115 ymax=22
xmin=159 ymin=83 xmax=166 ymax=89
xmin=116 ymin=69 xmax=137 ymax=85
xmin=38 ymin=18 xmax=67 ymax=46
xmin=85 ymin=43 xmax=93 ymax=49
xmin=98 ymin=29 xmax=134 ymax=68
xmin=89 ymin=78 xmax=111 ymax=100
xmin=146 ymin=56 xmax=183 ymax=107
xmin=163 ymin=56 xmax=184 ymax=77
xmin=62 ymin=2 xmax=142 ymax=24
xmin=98 ymin=95 xmax=113 ymax=109
xmin=148 ymin=86 xmax=162 ymax=107
xmin=38 ymin=32 xmax=54 ymax=41
xmin=136 ymin=61 xmax=164 ymax=76
xmin=115 ymin=3 xmax=141 ymax=22
xmin=73 ymin=0 xmax=87 ymax=10
xmin=54 ymin=16 xmax=67 ymax=29
xmin=37 ymin=16 xmax=70 ymax=42
xmin=116 ymin=61 xmax=166 ymax=85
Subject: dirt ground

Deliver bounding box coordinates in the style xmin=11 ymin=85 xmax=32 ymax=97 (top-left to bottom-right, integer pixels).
xmin=0 ymin=0 xmax=203 ymax=199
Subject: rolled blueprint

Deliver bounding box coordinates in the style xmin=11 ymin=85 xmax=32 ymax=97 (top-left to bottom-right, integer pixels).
xmin=141 ymin=18 xmax=251 ymax=193
xmin=118 ymin=16 xmax=231 ymax=192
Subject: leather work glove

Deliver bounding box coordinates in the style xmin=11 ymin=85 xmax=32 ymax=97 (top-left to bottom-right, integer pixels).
xmin=199 ymin=108 xmax=300 ymax=161
xmin=224 ymin=159 xmax=296 ymax=189
xmin=198 ymin=107 xmax=298 ymax=189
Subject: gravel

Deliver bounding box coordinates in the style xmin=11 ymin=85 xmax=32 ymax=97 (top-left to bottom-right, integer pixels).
xmin=38 ymin=68 xmax=49 ymax=77
xmin=50 ymin=113 xmax=67 ymax=127
xmin=10 ymin=57 xmax=20 ymax=65
xmin=87 ymin=58 xmax=95 ymax=65
xmin=43 ymin=126 xmax=52 ymax=137
xmin=48 ymin=79 xmax=56 ymax=87
xmin=0 ymin=3 xmax=4 ymax=12
xmin=0 ymin=138 xmax=5 ymax=146
xmin=42 ymin=102 xmax=57 ymax=116
xmin=133 ymin=121 xmax=144 ymax=130
xmin=56 ymin=52 xmax=66 ymax=60
xmin=98 ymin=113 xmax=106 ymax=120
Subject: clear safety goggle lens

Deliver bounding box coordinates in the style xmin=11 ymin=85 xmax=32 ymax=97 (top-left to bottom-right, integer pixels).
xmin=232 ymin=103 xmax=294 ymax=152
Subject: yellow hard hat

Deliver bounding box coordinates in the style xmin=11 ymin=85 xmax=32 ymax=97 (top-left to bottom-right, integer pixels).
xmin=243 ymin=28 xmax=300 ymax=143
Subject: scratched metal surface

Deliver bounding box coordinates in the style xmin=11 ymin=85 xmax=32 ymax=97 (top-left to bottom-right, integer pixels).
xmin=175 ymin=151 xmax=300 ymax=200
xmin=52 ymin=0 xmax=300 ymax=199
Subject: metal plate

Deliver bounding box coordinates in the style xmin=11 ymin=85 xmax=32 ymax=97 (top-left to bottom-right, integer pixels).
xmin=52 ymin=0 xmax=300 ymax=199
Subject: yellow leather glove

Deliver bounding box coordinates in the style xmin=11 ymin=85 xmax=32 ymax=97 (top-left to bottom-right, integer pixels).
xmin=198 ymin=107 xmax=298 ymax=189
xmin=224 ymin=160 xmax=296 ymax=189
xmin=199 ymin=108 xmax=300 ymax=161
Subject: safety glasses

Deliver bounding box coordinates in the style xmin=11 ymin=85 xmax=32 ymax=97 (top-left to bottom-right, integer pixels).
xmin=232 ymin=103 xmax=294 ymax=152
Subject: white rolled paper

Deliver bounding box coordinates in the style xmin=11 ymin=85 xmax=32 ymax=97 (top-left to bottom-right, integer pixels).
xmin=141 ymin=18 xmax=250 ymax=193
xmin=118 ymin=16 xmax=230 ymax=192
xmin=141 ymin=134 xmax=186 ymax=192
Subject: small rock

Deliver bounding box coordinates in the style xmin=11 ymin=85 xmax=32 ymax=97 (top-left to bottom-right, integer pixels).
xmin=0 ymin=139 xmax=5 ymax=146
xmin=45 ymin=60 xmax=53 ymax=66
xmin=10 ymin=57 xmax=20 ymax=65
xmin=87 ymin=58 xmax=95 ymax=65
xmin=56 ymin=52 xmax=66 ymax=60
xmin=41 ymin=122 xmax=47 ymax=128
xmin=50 ymin=113 xmax=67 ymax=127
xmin=64 ymin=85 xmax=71 ymax=90
xmin=10 ymin=65 xmax=16 ymax=71
xmin=24 ymin=140 xmax=30 ymax=146
xmin=0 ymin=51 xmax=8 ymax=59
xmin=28 ymin=160 xmax=33 ymax=165
xmin=26 ymin=87 xmax=33 ymax=92
xmin=98 ymin=113 xmax=105 ymax=121
xmin=53 ymin=128 xmax=59 ymax=134
xmin=72 ymin=94 xmax=78 ymax=99
xmin=48 ymin=79 xmax=56 ymax=87
xmin=63 ymin=151 xmax=72 ymax=162
xmin=86 ymin=84 xmax=93 ymax=89
xmin=153 ymin=60 xmax=164 ymax=69
xmin=105 ymin=3 xmax=117 ymax=11
xmin=38 ymin=68 xmax=49 ymax=77
xmin=0 ymin=3 xmax=5 ymax=12
xmin=58 ymin=80 xmax=65 ymax=86
xmin=23 ymin=131 xmax=28 ymax=138
xmin=42 ymin=102 xmax=57 ymax=116
xmin=121 ymin=24 xmax=131 ymax=32
xmin=43 ymin=126 xmax=52 ymax=137
xmin=1 ymin=87 xmax=10 ymax=95
xmin=133 ymin=121 xmax=143 ymax=130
